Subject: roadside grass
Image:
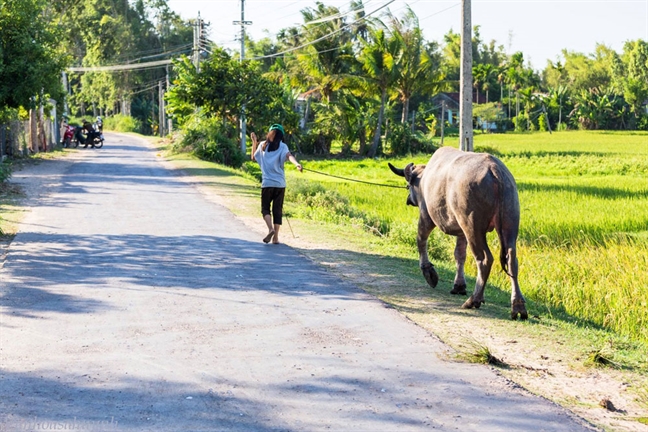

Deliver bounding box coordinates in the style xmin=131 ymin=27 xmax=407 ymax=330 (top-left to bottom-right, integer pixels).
xmin=0 ymin=182 xmax=23 ymax=238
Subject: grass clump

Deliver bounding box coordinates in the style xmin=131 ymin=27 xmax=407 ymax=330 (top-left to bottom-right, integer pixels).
xmin=584 ymin=348 xmax=619 ymax=368
xmin=457 ymin=339 xmax=507 ymax=367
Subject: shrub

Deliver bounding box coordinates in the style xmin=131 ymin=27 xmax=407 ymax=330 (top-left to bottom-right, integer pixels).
xmin=538 ymin=113 xmax=549 ymax=132
xmin=512 ymin=114 xmax=526 ymax=131
xmin=0 ymin=161 xmax=11 ymax=183
xmin=103 ymin=115 xmax=142 ymax=133
xmin=388 ymin=123 xmax=438 ymax=156
xmin=173 ymin=116 xmax=244 ymax=168
xmin=388 ymin=123 xmax=413 ymax=155
xmin=294 ymin=129 xmax=333 ymax=155
xmin=637 ymin=114 xmax=648 ymax=131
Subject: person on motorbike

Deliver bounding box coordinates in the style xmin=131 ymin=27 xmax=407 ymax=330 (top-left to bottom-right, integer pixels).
xmin=82 ymin=119 xmax=98 ymax=148
xmin=95 ymin=116 xmax=103 ymax=132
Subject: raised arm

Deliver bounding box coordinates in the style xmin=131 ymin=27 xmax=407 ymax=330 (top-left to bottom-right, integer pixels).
xmin=250 ymin=132 xmax=258 ymax=161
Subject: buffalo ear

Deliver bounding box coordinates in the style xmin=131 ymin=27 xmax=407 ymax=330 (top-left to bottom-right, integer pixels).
xmin=388 ymin=162 xmax=405 ymax=177
xmin=404 ymin=163 xmax=415 ymax=184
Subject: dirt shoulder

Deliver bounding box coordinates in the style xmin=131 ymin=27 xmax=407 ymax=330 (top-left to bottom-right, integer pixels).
xmin=3 ymin=139 xmax=647 ymax=431
xmin=0 ymin=151 xmax=79 ymax=267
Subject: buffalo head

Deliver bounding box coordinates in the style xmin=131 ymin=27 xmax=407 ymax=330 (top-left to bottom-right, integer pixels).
xmin=388 ymin=162 xmax=425 ymax=207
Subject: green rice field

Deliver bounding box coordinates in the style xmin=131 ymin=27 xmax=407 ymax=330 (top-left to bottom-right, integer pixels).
xmin=286 ymin=131 xmax=648 ymax=343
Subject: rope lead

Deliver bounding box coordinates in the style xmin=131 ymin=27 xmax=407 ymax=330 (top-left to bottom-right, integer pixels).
xmin=301 ymin=167 xmax=407 ymax=189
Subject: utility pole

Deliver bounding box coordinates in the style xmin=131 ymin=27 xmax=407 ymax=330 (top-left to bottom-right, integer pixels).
xmin=166 ymin=65 xmax=172 ymax=134
xmin=61 ymin=71 xmax=69 ymax=115
xmin=193 ymin=12 xmax=202 ymax=72
xmin=233 ymin=0 xmax=252 ymax=154
xmin=158 ymin=80 xmax=165 ymax=137
xmin=459 ymin=0 xmax=473 ymax=152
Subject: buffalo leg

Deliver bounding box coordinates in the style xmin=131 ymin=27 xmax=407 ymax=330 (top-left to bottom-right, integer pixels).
xmin=505 ymin=244 xmax=528 ymax=320
xmin=450 ymin=236 xmax=467 ymax=295
xmin=462 ymin=234 xmax=493 ymax=310
xmin=417 ymin=213 xmax=438 ymax=288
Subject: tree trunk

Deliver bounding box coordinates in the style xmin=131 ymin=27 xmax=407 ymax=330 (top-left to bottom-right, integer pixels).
xmin=401 ymin=97 xmax=409 ymax=124
xmin=29 ymin=109 xmax=38 ymax=154
xmin=358 ymin=125 xmax=366 ymax=155
xmin=300 ymin=97 xmax=311 ymax=130
xmin=368 ymin=88 xmax=386 ymax=158
xmin=508 ymin=87 xmax=511 ymax=119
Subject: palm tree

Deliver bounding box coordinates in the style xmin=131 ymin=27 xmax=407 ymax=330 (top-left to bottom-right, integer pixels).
xmin=389 ymin=7 xmax=444 ymax=124
xmin=358 ymin=27 xmax=399 ymax=157
xmin=549 ymin=85 xmax=568 ymax=129
xmin=481 ymin=64 xmax=495 ymax=103
xmin=473 ymin=64 xmax=486 ymax=104
xmin=294 ymin=3 xmax=356 ymax=103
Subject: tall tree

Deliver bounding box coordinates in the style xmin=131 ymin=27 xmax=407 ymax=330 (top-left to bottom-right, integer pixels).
xmin=294 ymin=2 xmax=356 ymax=103
xmin=389 ymin=7 xmax=444 ymax=124
xmin=0 ymin=0 xmax=67 ymax=109
xmin=613 ymin=40 xmax=648 ymax=124
xmin=358 ymin=27 xmax=399 ymax=157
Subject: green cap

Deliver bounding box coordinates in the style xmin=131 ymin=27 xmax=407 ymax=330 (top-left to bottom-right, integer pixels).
xmin=268 ymin=124 xmax=285 ymax=135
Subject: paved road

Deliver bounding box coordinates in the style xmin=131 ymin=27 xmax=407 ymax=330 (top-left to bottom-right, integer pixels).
xmin=0 ymin=134 xmax=595 ymax=431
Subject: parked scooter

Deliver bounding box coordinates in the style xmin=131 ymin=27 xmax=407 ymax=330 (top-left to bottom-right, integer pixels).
xmin=61 ymin=124 xmax=79 ymax=148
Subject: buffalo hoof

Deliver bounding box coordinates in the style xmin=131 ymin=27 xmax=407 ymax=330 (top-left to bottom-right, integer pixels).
xmin=421 ymin=263 xmax=438 ymax=288
xmin=511 ymin=299 xmax=528 ymax=320
xmin=462 ymin=296 xmax=484 ymax=309
xmin=450 ymin=284 xmax=467 ymax=295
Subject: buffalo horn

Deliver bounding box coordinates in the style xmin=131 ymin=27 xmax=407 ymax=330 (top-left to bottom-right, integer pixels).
xmin=388 ymin=162 xmax=405 ymax=177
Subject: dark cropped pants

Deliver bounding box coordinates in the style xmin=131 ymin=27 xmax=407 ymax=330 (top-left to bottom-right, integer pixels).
xmin=261 ymin=187 xmax=285 ymax=225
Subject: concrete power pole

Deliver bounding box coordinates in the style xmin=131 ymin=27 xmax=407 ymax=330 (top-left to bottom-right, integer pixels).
xmin=61 ymin=71 xmax=69 ymax=115
xmin=459 ymin=0 xmax=474 ymax=152
xmin=193 ymin=13 xmax=202 ymax=72
xmin=233 ymin=0 xmax=251 ymax=154
xmin=158 ymin=81 xmax=165 ymax=137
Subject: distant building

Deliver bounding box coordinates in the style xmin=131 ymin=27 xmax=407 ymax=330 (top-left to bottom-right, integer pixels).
xmin=430 ymin=91 xmax=490 ymax=126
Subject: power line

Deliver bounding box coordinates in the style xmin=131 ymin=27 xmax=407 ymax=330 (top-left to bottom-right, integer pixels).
xmin=247 ymin=0 xmax=379 ymax=41
xmin=109 ymin=43 xmax=193 ymax=63
xmin=69 ymin=59 xmax=173 ymax=72
xmin=420 ymin=3 xmax=461 ymax=21
xmin=250 ymin=0 xmax=396 ymax=60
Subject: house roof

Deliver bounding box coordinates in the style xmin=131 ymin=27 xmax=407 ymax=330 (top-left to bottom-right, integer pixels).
xmin=431 ymin=91 xmax=488 ymax=108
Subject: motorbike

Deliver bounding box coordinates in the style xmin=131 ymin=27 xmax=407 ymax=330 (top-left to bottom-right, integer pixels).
xmin=74 ymin=124 xmax=104 ymax=149
xmin=61 ymin=124 xmax=79 ymax=148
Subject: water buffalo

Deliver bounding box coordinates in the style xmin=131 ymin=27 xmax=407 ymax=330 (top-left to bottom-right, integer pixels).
xmin=389 ymin=147 xmax=528 ymax=320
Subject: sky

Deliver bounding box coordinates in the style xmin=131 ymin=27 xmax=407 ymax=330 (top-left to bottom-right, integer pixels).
xmin=167 ymin=0 xmax=648 ymax=70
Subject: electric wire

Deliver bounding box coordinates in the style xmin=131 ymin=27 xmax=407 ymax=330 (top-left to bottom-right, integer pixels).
xmin=249 ymin=0 xmax=396 ymax=60
xmin=419 ymin=2 xmax=460 ymax=21
xmin=238 ymin=0 xmax=378 ymax=46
